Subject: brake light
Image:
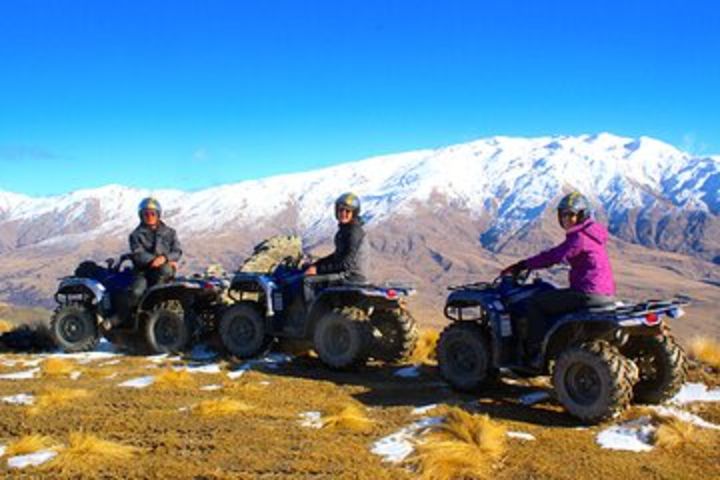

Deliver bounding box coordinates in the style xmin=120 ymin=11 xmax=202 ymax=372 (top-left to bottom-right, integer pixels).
xmin=643 ymin=312 xmax=660 ymax=326
xmin=203 ymin=282 xmax=215 ymax=290
xmin=385 ymin=289 xmax=398 ymax=299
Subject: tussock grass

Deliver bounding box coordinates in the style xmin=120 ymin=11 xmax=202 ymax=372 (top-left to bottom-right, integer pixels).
xmin=0 ymin=319 xmax=15 ymax=334
xmin=277 ymin=338 xmax=314 ymax=357
xmin=41 ymin=358 xmax=77 ymax=377
xmin=154 ymin=369 xmax=197 ymax=389
xmin=321 ymin=404 xmax=375 ymax=433
xmin=44 ymin=433 xmax=141 ymax=474
xmin=409 ymin=329 xmax=439 ymax=365
xmin=5 ymin=435 xmax=58 ymax=456
xmin=192 ymin=398 xmax=253 ymax=417
xmin=653 ymin=418 xmax=696 ymax=449
xmin=688 ymin=337 xmax=720 ymax=369
xmin=28 ymin=388 xmax=90 ymax=416
xmin=410 ymin=407 xmax=507 ymax=480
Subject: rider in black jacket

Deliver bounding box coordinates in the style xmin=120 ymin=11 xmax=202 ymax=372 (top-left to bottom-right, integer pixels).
xmin=128 ymin=197 xmax=182 ymax=306
xmin=306 ymin=192 xmax=369 ymax=283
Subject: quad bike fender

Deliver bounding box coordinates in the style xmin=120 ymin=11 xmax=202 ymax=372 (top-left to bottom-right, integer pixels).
xmin=138 ymin=282 xmax=206 ymax=312
xmin=542 ymin=318 xmax=621 ymax=362
xmin=228 ymin=272 xmax=277 ymax=316
xmin=55 ymin=277 xmax=107 ymax=306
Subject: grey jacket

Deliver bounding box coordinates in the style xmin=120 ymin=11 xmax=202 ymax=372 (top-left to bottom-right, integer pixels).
xmin=315 ymin=221 xmax=369 ymax=283
xmin=129 ymin=222 xmax=183 ymax=270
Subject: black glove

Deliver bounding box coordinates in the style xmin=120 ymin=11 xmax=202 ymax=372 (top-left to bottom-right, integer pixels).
xmin=501 ymin=260 xmax=527 ymax=276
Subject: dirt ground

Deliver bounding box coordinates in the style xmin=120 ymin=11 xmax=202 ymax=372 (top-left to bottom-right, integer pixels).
xmin=0 ymin=341 xmax=718 ymax=480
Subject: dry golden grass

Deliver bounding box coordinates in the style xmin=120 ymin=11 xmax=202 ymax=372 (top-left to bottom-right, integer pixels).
xmin=192 ymin=398 xmax=253 ymax=417
xmin=688 ymin=337 xmax=720 ymax=369
xmin=0 ymin=319 xmax=14 ymax=334
xmin=43 ymin=433 xmax=141 ymax=475
xmin=4 ymin=434 xmax=58 ymax=456
xmin=320 ymin=404 xmax=375 ymax=433
xmin=41 ymin=358 xmax=78 ymax=377
xmin=410 ymin=407 xmax=507 ymax=480
xmin=409 ymin=329 xmax=439 ymax=365
xmin=154 ymin=369 xmax=197 ymax=389
xmin=653 ymin=418 xmax=696 ymax=449
xmin=27 ymin=388 xmax=91 ymax=416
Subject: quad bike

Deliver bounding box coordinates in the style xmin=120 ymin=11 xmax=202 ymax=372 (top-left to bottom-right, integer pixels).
xmin=437 ymin=270 xmax=688 ymax=423
xmin=51 ymin=254 xmax=228 ymax=353
xmin=217 ymin=258 xmax=418 ymax=369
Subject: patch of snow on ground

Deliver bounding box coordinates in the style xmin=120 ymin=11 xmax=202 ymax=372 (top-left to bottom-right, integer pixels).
xmin=227 ymin=353 xmax=294 ymax=378
xmin=596 ymin=417 xmax=655 ymax=452
xmin=69 ymin=371 xmax=82 ymax=380
xmin=7 ymin=449 xmax=58 ymax=469
xmin=299 ymin=411 xmax=323 ymax=429
xmin=371 ymin=416 xmax=444 ymax=463
xmin=99 ymin=359 xmax=121 ymax=367
xmin=394 ymin=366 xmax=421 ymax=378
xmin=671 ymin=383 xmax=720 ymax=405
xmin=411 ymin=404 xmax=437 ymax=415
xmin=0 ymin=445 xmax=5 ymax=456
xmin=21 ymin=359 xmax=44 ymax=367
xmin=651 ymin=405 xmax=720 ymax=430
xmin=177 ymin=363 xmax=222 ymax=375
xmin=1 ymin=393 xmax=35 ymax=405
xmin=200 ymin=384 xmax=223 ymax=391
xmin=0 ymin=368 xmax=40 ymax=380
xmin=520 ymin=391 xmax=550 ymax=406
xmin=507 ymin=431 xmax=536 ymax=441
xmin=118 ymin=376 xmax=155 ymax=389
xmin=50 ymin=351 xmax=118 ymax=363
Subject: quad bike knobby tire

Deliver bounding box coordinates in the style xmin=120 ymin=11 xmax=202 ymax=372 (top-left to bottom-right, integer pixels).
xmin=218 ymin=302 xmax=272 ymax=358
xmin=313 ymin=307 xmax=372 ymax=369
xmin=437 ymin=321 xmax=495 ymax=392
xmin=623 ymin=334 xmax=687 ymax=404
xmin=50 ymin=303 xmax=100 ymax=352
xmin=144 ymin=299 xmax=190 ymax=354
xmin=370 ymin=308 xmax=419 ymax=363
xmin=553 ymin=340 xmax=638 ymax=423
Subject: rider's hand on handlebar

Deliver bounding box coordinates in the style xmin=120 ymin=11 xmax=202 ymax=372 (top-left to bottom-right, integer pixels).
xmin=501 ymin=260 xmax=527 ymax=277
xmin=304 ymin=265 xmax=317 ymax=276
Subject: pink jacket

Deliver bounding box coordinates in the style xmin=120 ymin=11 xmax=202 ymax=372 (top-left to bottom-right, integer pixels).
xmin=524 ymin=219 xmax=616 ymax=296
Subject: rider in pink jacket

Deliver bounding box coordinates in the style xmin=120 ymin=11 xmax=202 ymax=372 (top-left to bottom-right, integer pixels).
xmin=502 ymin=192 xmax=616 ymax=360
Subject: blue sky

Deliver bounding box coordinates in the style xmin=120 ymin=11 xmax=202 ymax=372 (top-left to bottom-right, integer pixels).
xmin=0 ymin=0 xmax=718 ymax=195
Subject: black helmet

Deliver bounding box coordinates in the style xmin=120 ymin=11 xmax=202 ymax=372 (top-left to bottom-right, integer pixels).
xmin=557 ymin=191 xmax=590 ymax=222
xmin=138 ymin=197 xmax=162 ymax=220
xmin=335 ymin=192 xmax=361 ymax=216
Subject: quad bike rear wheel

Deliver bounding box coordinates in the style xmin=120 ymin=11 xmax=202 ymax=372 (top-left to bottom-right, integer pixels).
xmin=623 ymin=334 xmax=687 ymax=404
xmin=50 ymin=303 xmax=100 ymax=352
xmin=370 ymin=308 xmax=418 ymax=363
xmin=437 ymin=322 xmax=495 ymax=392
xmin=553 ymin=340 xmax=638 ymax=423
xmin=313 ymin=307 xmax=372 ymax=369
xmin=144 ymin=300 xmax=190 ymax=354
xmin=218 ymin=302 xmax=272 ymax=358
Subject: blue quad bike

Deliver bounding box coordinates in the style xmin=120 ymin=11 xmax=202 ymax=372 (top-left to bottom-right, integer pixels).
xmin=51 ymin=254 xmax=228 ymax=353
xmin=437 ymin=270 xmax=689 ymax=423
xmin=217 ymin=261 xmax=418 ymax=369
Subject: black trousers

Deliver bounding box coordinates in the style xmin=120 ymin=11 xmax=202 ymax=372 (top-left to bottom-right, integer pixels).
xmin=525 ymin=289 xmax=614 ymax=352
xmin=129 ymin=264 xmax=175 ymax=306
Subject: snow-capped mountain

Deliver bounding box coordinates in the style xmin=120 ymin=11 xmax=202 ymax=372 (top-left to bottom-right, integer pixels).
xmin=0 ymin=132 xmax=718 ymax=259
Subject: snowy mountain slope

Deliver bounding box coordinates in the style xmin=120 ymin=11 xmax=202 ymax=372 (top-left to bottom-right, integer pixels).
xmin=0 ymin=133 xmax=718 ymax=259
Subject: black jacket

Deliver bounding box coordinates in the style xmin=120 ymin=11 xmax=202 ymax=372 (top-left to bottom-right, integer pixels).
xmin=315 ymin=221 xmax=369 ymax=282
xmin=129 ymin=222 xmax=182 ymax=270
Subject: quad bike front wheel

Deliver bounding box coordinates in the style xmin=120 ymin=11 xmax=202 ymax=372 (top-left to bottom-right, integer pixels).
xmin=553 ymin=341 xmax=638 ymax=423
xmin=623 ymin=334 xmax=687 ymax=404
xmin=144 ymin=300 xmax=190 ymax=354
xmin=313 ymin=307 xmax=372 ymax=369
xmin=218 ymin=302 xmax=272 ymax=358
xmin=370 ymin=308 xmax=419 ymax=363
xmin=437 ymin=322 xmax=494 ymax=392
xmin=50 ymin=303 xmax=100 ymax=352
